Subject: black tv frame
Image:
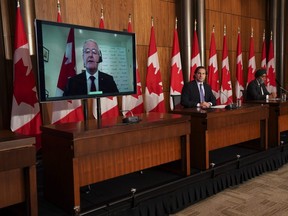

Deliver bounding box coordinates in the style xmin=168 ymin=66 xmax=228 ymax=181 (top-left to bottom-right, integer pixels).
xmin=34 ymin=19 xmax=137 ymax=103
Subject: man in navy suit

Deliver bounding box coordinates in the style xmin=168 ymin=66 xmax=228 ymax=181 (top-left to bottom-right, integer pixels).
xmin=246 ymin=68 xmax=276 ymax=100
xmin=181 ymin=66 xmax=216 ymax=108
xmin=63 ymin=39 xmax=119 ymax=96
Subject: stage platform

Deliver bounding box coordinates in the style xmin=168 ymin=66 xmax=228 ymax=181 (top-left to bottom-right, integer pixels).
xmin=1 ymin=132 xmax=288 ymax=216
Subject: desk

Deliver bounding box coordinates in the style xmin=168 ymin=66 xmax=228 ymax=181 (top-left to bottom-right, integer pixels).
xmin=172 ymin=104 xmax=268 ymax=170
xmin=41 ymin=113 xmax=190 ymax=214
xmin=245 ymin=100 xmax=288 ymax=147
xmin=0 ymin=130 xmax=37 ymax=216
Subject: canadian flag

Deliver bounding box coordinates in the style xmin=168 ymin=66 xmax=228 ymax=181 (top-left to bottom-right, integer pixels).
xmin=57 ymin=0 xmax=62 ymax=22
xmin=220 ymin=26 xmax=233 ymax=105
xmin=11 ymin=2 xmax=42 ymax=150
xmin=51 ymin=1 xmax=84 ymax=124
xmin=99 ymin=8 xmax=105 ymax=29
xmin=266 ymin=32 xmax=277 ymax=94
xmin=235 ymin=30 xmax=244 ymax=100
xmin=261 ymin=30 xmax=267 ymax=69
xmin=145 ymin=18 xmax=165 ymax=113
xmin=247 ymin=29 xmax=256 ymax=86
xmin=170 ymin=18 xmax=184 ymax=110
xmin=261 ymin=30 xmax=267 ymax=86
xmin=207 ymin=27 xmax=220 ymax=104
xmin=190 ymin=21 xmax=201 ymax=81
xmin=51 ymin=28 xmax=84 ymax=124
xmin=93 ymin=8 xmax=119 ymax=119
xmin=121 ymin=15 xmax=144 ymax=116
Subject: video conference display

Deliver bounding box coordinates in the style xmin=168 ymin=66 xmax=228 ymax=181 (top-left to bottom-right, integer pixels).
xmin=35 ymin=19 xmax=136 ymax=102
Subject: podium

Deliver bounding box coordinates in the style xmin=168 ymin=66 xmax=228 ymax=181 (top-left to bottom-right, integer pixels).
xmin=0 ymin=130 xmax=37 ymax=216
xmin=172 ymin=104 xmax=269 ymax=170
xmin=245 ymin=100 xmax=288 ymax=147
xmin=41 ymin=113 xmax=190 ymax=214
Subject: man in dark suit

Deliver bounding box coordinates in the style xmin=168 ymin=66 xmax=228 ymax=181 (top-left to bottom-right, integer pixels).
xmin=181 ymin=66 xmax=216 ymax=108
xmin=246 ymin=68 xmax=276 ymax=100
xmin=63 ymin=39 xmax=118 ymax=96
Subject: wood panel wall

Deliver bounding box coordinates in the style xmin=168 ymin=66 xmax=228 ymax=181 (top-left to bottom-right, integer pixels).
xmin=2 ymin=0 xmax=285 ymax=128
xmin=205 ymin=0 xmax=267 ymax=91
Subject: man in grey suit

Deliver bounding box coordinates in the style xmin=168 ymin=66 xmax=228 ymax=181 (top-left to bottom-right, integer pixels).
xmin=181 ymin=66 xmax=216 ymax=109
xmin=63 ymin=39 xmax=118 ymax=96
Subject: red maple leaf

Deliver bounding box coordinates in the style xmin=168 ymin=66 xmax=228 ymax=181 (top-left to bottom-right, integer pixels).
xmin=130 ymin=83 xmax=141 ymax=99
xmin=171 ymin=63 xmax=183 ymax=92
xmin=146 ymin=64 xmax=162 ymax=96
xmin=268 ymin=65 xmax=276 ymax=86
xmin=221 ymin=67 xmax=232 ymax=90
xmin=14 ymin=58 xmax=38 ymax=106
xmin=208 ymin=64 xmax=218 ymax=88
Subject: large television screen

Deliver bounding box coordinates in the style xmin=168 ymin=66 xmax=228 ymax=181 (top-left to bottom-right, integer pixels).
xmin=34 ymin=19 xmax=136 ymax=102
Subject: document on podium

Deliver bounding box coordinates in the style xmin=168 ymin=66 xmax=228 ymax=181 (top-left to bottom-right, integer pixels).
xmin=211 ymin=105 xmax=226 ymax=109
xmin=267 ymin=98 xmax=281 ymax=101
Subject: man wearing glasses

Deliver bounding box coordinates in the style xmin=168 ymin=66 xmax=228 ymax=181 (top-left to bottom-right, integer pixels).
xmin=246 ymin=68 xmax=276 ymax=101
xmin=63 ymin=39 xmax=119 ymax=96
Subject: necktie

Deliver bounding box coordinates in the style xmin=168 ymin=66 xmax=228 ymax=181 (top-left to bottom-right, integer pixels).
xmin=199 ymin=84 xmax=205 ymax=102
xmin=90 ymin=76 xmax=96 ymax=92
xmin=260 ymin=84 xmax=264 ymax=95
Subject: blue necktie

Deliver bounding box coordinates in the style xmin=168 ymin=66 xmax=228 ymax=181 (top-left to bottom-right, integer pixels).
xmin=199 ymin=84 xmax=205 ymax=102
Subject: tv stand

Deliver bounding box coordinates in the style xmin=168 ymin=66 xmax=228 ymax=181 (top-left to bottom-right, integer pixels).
xmin=82 ymin=97 xmax=102 ymax=127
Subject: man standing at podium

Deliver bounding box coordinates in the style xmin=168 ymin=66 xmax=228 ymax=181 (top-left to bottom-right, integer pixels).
xmin=181 ymin=66 xmax=216 ymax=109
xmin=246 ymin=68 xmax=277 ymax=101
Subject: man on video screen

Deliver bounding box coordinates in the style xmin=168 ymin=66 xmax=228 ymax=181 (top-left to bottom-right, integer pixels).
xmin=63 ymin=39 xmax=119 ymax=96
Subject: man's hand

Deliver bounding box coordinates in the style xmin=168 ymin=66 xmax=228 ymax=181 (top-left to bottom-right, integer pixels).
xmin=200 ymin=102 xmax=211 ymax=109
xmin=269 ymin=92 xmax=277 ymax=99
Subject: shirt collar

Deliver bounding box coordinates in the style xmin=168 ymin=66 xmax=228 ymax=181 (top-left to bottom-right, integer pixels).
xmin=86 ymin=70 xmax=98 ymax=80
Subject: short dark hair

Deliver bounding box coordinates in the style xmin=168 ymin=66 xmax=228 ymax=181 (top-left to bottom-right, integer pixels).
xmin=194 ymin=66 xmax=206 ymax=74
xmin=255 ymin=68 xmax=267 ymax=78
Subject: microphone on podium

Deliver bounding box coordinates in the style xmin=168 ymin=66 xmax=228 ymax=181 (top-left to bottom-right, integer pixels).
xmin=279 ymin=86 xmax=288 ymax=94
xmin=220 ymin=91 xmax=237 ymax=110
xmin=276 ymin=79 xmax=288 ymax=94
xmin=121 ymin=110 xmax=140 ymax=123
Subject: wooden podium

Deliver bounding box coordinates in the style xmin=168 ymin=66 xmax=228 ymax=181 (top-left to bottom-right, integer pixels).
xmin=172 ymin=104 xmax=269 ymax=170
xmin=41 ymin=113 xmax=190 ymax=214
xmin=245 ymin=100 xmax=288 ymax=147
xmin=0 ymin=130 xmax=37 ymax=216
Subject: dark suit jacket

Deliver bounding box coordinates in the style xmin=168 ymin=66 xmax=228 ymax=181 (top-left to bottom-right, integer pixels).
xmin=181 ymin=80 xmax=216 ymax=108
xmin=63 ymin=71 xmax=119 ymax=96
xmin=246 ymin=79 xmax=270 ymax=101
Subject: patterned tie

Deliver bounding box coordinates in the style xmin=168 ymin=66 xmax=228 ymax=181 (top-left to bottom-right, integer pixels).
xmin=199 ymin=83 xmax=205 ymax=102
xmin=90 ymin=76 xmax=96 ymax=92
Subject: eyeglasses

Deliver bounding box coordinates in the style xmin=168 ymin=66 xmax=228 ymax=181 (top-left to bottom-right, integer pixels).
xmin=83 ymin=48 xmax=100 ymax=55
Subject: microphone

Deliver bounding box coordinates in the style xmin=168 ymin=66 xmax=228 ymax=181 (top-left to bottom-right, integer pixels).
xmin=220 ymin=91 xmax=237 ymax=110
xmin=121 ymin=110 xmax=140 ymax=123
xmin=279 ymin=86 xmax=288 ymax=94
xmin=276 ymin=79 xmax=288 ymax=93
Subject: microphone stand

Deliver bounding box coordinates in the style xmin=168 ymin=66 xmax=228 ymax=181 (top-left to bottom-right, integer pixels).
xmin=121 ymin=109 xmax=140 ymax=123
xmin=279 ymin=86 xmax=288 ymax=94
xmin=276 ymin=79 xmax=288 ymax=94
xmin=220 ymin=91 xmax=237 ymax=109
